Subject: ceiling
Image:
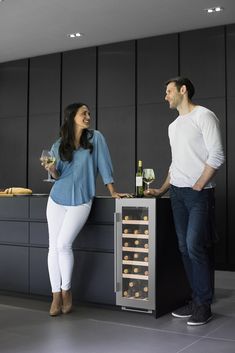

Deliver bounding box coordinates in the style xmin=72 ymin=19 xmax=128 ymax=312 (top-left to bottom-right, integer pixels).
xmin=0 ymin=0 xmax=235 ymax=63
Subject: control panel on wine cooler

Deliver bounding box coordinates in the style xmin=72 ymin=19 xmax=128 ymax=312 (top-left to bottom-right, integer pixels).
xmin=115 ymin=199 xmax=155 ymax=312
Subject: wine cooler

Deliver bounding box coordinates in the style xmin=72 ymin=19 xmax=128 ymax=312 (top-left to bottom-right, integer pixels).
xmin=114 ymin=198 xmax=156 ymax=312
xmin=114 ymin=197 xmax=191 ymax=316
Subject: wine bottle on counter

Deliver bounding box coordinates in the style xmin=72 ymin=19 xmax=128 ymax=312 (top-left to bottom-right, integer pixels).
xmin=136 ymin=160 xmax=143 ymax=198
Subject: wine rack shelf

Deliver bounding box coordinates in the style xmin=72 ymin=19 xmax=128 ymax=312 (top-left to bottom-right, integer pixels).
xmin=122 ymin=260 xmax=149 ymax=266
xmin=122 ymin=234 xmax=149 ymax=239
xmin=122 ymin=274 xmax=148 ymax=280
xmin=122 ymin=220 xmax=149 ymax=225
xmin=122 ymin=247 xmax=149 ymax=253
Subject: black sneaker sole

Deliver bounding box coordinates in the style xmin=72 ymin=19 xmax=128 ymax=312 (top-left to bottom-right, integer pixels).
xmin=187 ymin=315 xmax=213 ymax=326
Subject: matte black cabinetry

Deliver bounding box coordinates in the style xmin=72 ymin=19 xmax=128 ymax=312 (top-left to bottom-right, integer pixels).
xmin=28 ymin=54 xmax=61 ymax=194
xmin=0 ymin=196 xmax=115 ymax=305
xmin=227 ymin=24 xmax=235 ymax=266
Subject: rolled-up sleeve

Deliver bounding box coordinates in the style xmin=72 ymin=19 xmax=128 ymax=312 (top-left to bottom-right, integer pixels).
xmin=200 ymin=112 xmax=225 ymax=169
xmin=96 ymin=131 xmax=114 ymax=185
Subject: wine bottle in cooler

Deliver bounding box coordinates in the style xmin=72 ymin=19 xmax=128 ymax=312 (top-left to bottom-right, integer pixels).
xmin=135 ymin=160 xmax=143 ymax=197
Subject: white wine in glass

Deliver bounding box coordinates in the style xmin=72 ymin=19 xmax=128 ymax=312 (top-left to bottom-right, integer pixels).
xmin=143 ymin=169 xmax=155 ymax=191
xmin=40 ymin=150 xmax=56 ymax=182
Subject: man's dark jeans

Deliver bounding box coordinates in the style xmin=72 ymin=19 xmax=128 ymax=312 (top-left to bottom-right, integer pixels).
xmin=170 ymin=185 xmax=215 ymax=305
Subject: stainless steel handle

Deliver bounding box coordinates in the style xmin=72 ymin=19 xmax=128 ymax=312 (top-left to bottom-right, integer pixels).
xmin=114 ymin=212 xmax=118 ymax=293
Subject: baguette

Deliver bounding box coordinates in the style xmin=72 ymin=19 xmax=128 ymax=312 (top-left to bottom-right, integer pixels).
xmin=4 ymin=187 xmax=33 ymax=195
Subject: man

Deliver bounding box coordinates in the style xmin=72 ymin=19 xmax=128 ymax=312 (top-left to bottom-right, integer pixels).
xmin=145 ymin=77 xmax=224 ymax=326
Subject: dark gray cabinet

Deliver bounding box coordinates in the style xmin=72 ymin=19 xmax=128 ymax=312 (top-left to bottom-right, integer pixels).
xmin=137 ymin=34 xmax=178 ymax=104
xmin=98 ymin=41 xmax=135 ymax=107
xmin=227 ymin=25 xmax=235 ymax=266
xmin=62 ymin=48 xmax=97 ymax=115
xmin=0 ymin=245 xmax=28 ymax=293
xmin=0 ymin=196 xmax=115 ymax=305
xmin=0 ymin=59 xmax=28 ymax=118
xmin=180 ymin=26 xmax=225 ymax=99
xmin=28 ymin=54 xmax=61 ymax=193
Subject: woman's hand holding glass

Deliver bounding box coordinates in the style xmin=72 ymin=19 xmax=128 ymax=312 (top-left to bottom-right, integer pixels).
xmin=40 ymin=150 xmax=57 ymax=182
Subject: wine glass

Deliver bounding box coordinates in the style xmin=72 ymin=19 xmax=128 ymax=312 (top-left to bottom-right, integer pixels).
xmin=143 ymin=169 xmax=155 ymax=191
xmin=40 ymin=150 xmax=56 ymax=182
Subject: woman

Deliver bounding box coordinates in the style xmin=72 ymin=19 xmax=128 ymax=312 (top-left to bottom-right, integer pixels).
xmin=41 ymin=103 xmax=125 ymax=316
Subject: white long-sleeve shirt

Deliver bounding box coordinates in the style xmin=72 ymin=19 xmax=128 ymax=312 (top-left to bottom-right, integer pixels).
xmin=168 ymin=106 xmax=225 ymax=188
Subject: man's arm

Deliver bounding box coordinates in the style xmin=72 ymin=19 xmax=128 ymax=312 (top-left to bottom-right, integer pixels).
xmin=192 ymin=164 xmax=217 ymax=191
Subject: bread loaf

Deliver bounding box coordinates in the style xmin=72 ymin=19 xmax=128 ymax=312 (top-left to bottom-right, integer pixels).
xmin=4 ymin=187 xmax=32 ymax=195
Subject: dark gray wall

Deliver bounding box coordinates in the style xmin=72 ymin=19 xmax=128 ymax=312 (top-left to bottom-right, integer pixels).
xmin=0 ymin=24 xmax=234 ymax=269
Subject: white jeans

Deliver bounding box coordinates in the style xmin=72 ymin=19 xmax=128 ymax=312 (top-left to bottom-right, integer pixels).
xmin=46 ymin=197 xmax=92 ymax=293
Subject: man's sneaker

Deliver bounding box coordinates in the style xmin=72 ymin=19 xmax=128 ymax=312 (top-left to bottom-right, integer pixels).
xmin=172 ymin=301 xmax=194 ymax=318
xmin=187 ymin=304 xmax=212 ymax=326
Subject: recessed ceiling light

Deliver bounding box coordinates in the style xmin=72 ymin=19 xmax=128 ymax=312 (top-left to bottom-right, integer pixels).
xmin=205 ymin=6 xmax=224 ymax=13
xmin=68 ymin=32 xmax=83 ymax=38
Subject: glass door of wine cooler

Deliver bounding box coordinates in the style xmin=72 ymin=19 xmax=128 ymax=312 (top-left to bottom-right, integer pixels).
xmin=115 ymin=198 xmax=156 ymax=312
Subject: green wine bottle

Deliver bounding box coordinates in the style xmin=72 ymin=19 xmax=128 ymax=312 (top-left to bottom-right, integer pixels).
xmin=136 ymin=160 xmax=143 ymax=197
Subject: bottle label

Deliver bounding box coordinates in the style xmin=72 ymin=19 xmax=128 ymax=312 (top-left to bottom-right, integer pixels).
xmin=136 ymin=176 xmax=143 ymax=187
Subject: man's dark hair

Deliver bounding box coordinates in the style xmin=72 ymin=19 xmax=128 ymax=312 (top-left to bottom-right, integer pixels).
xmin=165 ymin=77 xmax=195 ymax=99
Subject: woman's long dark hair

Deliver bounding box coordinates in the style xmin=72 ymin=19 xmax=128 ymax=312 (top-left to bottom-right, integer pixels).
xmin=59 ymin=103 xmax=93 ymax=162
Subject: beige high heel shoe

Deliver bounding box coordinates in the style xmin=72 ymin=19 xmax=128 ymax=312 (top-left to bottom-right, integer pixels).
xmin=62 ymin=289 xmax=73 ymax=314
xmin=49 ymin=292 xmax=62 ymax=316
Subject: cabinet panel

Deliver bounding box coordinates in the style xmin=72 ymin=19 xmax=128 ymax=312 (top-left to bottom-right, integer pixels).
xmin=28 ymin=113 xmax=60 ymax=193
xmin=30 ymin=222 xmax=48 ymax=246
xmin=74 ymin=224 xmax=114 ymax=251
xmin=62 ymin=47 xmax=96 ymax=111
xmin=0 ymin=60 xmax=28 ymax=118
xmin=96 ymin=106 xmax=135 ymax=193
xmin=137 ymin=102 xmax=172 ymax=187
xmin=88 ymin=197 xmax=115 ymax=224
xmin=0 ymin=245 xmax=28 ymax=293
xmin=29 ymin=54 xmax=61 ymax=115
xmin=227 ymin=98 xmax=235 ymax=266
xmin=0 ymin=198 xmax=28 ymax=219
xmin=227 ymin=24 xmax=235 ymax=97
xmin=98 ymin=41 xmax=135 ymax=107
xmin=72 ymin=251 xmax=115 ymax=304
xmin=29 ymin=247 xmax=51 ymax=295
xmin=180 ymin=26 xmax=225 ymax=99
xmin=0 ymin=221 xmax=28 ymax=243
xmin=0 ymin=117 xmax=27 ymax=188
xmin=137 ymin=34 xmax=178 ymax=104
xmin=30 ymin=197 xmax=48 ymax=220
